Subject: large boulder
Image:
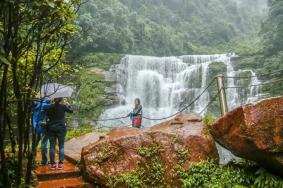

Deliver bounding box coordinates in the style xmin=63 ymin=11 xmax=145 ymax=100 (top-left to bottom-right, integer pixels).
xmin=81 ymin=113 xmax=219 ymax=187
xmin=210 ymin=96 xmax=283 ymax=176
xmin=65 ymin=132 xmax=106 ymax=163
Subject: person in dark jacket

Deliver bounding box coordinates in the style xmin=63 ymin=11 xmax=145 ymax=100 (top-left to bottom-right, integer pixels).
xmin=33 ymin=98 xmax=50 ymax=165
xmin=45 ymin=98 xmax=73 ymax=170
xmin=128 ymin=98 xmax=143 ymax=128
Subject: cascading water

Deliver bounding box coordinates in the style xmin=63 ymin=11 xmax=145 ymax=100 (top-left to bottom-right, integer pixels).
xmin=98 ymin=53 xmax=261 ymax=164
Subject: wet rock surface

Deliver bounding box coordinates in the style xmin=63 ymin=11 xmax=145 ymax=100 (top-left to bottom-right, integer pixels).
xmin=81 ymin=113 xmax=219 ymax=187
xmin=65 ymin=132 xmax=106 ymax=163
xmin=210 ymin=96 xmax=283 ymax=176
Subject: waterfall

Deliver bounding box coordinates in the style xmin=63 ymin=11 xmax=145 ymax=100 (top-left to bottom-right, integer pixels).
xmin=98 ymin=53 xmax=261 ymax=164
xmin=99 ymin=53 xmax=261 ymax=127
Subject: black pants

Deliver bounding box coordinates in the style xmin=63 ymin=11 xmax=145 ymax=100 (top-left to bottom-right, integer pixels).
xmin=47 ymin=127 xmax=66 ymax=164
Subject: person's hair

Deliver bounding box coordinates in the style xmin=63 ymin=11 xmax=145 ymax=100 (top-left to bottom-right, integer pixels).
xmin=135 ymin=98 xmax=140 ymax=105
xmin=54 ymin=98 xmax=62 ymax=104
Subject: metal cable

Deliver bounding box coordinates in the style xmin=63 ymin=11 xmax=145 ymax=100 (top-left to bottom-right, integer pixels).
xmin=142 ymin=77 xmax=217 ymax=121
xmin=198 ymin=89 xmax=221 ymax=115
xmin=93 ymin=116 xmax=127 ymax=122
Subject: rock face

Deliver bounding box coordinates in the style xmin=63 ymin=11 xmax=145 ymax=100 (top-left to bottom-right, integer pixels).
xmin=210 ymin=96 xmax=283 ymax=176
xmin=65 ymin=132 xmax=106 ymax=163
xmin=81 ymin=113 xmax=219 ymax=187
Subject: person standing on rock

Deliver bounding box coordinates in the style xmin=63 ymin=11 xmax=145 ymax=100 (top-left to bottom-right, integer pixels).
xmin=128 ymin=98 xmax=143 ymax=128
xmin=45 ymin=98 xmax=73 ymax=170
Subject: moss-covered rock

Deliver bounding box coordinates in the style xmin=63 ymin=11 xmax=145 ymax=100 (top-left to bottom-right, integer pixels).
xmin=81 ymin=113 xmax=219 ymax=187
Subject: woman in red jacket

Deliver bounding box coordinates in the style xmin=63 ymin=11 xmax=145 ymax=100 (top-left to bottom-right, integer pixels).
xmin=128 ymin=98 xmax=143 ymax=128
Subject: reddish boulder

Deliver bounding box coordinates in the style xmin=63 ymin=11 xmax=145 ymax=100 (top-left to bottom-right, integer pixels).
xmin=65 ymin=132 xmax=106 ymax=163
xmin=210 ymin=96 xmax=283 ymax=176
xmin=81 ymin=113 xmax=219 ymax=187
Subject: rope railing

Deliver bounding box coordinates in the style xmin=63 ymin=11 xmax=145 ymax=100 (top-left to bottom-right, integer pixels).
xmin=93 ymin=79 xmax=281 ymax=126
xmin=198 ymin=89 xmax=222 ymax=115
xmin=142 ymin=77 xmax=217 ymax=121
xmin=68 ymin=69 xmax=283 ymax=128
xmin=88 ymin=78 xmax=217 ymax=123
xmin=93 ymin=116 xmax=127 ymax=122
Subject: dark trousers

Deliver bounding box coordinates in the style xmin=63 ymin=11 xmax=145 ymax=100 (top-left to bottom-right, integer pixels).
xmin=35 ymin=129 xmax=49 ymax=163
xmin=48 ymin=128 xmax=66 ymax=164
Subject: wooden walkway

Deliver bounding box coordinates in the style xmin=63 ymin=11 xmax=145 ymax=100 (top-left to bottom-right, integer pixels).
xmin=35 ymin=153 xmax=93 ymax=188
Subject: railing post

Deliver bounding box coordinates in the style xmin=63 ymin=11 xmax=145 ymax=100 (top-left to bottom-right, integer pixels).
xmin=216 ymin=74 xmax=228 ymax=116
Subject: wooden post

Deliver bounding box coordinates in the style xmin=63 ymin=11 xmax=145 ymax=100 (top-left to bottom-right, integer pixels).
xmin=216 ymin=74 xmax=228 ymax=116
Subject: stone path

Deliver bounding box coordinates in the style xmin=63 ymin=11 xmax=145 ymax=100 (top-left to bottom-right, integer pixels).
xmin=35 ymin=153 xmax=93 ymax=188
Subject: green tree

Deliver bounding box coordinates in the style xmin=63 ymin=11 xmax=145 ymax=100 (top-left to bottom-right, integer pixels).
xmin=70 ymin=0 xmax=267 ymax=57
xmin=261 ymin=0 xmax=283 ymax=56
xmin=0 ymin=0 xmax=80 ymax=186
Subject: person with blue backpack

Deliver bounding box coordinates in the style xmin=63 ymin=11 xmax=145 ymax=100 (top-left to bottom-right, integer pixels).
xmin=33 ymin=98 xmax=51 ymax=165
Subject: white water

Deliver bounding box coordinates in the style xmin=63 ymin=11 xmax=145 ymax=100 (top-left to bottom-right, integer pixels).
xmin=98 ymin=53 xmax=261 ymax=163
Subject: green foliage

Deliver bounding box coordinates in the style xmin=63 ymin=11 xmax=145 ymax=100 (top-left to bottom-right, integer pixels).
xmin=76 ymin=53 xmax=122 ymax=70
xmin=95 ymin=146 xmax=111 ymax=164
xmin=202 ymin=113 xmax=216 ymax=126
xmin=261 ymin=0 xmax=283 ymax=56
xmin=178 ymin=161 xmax=255 ymax=188
xmin=176 ymin=148 xmax=191 ymax=164
xmin=171 ymin=135 xmax=182 ymax=144
xmin=111 ymin=144 xmax=165 ymax=187
xmin=65 ymin=125 xmax=93 ymax=141
xmin=233 ymin=40 xmax=262 ymax=57
xmin=231 ymin=0 xmax=283 ymax=99
xmin=72 ymin=53 xmax=121 ymax=122
xmin=0 ymin=157 xmax=29 ymax=187
xmin=76 ymin=67 xmax=107 ymax=120
xmin=0 ymin=0 xmax=80 ymax=186
xmin=231 ymin=51 xmax=283 ymax=98
xmin=71 ymin=0 xmax=266 ymax=56
xmin=178 ymin=160 xmax=283 ymax=188
xmin=253 ymin=168 xmax=283 ymax=188
xmin=112 ymin=169 xmax=146 ymax=188
xmin=137 ymin=144 xmax=162 ymax=158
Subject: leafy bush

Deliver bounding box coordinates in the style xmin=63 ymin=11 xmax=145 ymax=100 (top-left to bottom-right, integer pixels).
xmin=66 ymin=125 xmax=93 ymax=141
xmin=71 ymin=53 xmax=122 ymax=122
xmin=111 ymin=144 xmax=165 ymax=187
xmin=178 ymin=161 xmax=255 ymax=188
xmin=112 ymin=169 xmax=146 ymax=188
xmin=202 ymin=113 xmax=216 ymax=126
xmin=253 ymin=168 xmax=283 ymax=188
xmin=77 ymin=53 xmax=122 ymax=70
xmin=202 ymin=113 xmax=217 ymax=134
xmin=178 ymin=160 xmax=283 ymax=188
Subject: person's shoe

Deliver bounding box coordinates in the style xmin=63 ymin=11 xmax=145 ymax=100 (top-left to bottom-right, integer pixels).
xmin=57 ymin=163 xmax=63 ymax=170
xmin=50 ymin=163 xmax=56 ymax=170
